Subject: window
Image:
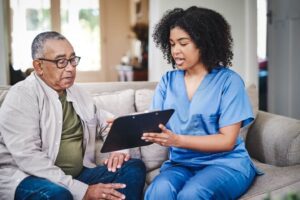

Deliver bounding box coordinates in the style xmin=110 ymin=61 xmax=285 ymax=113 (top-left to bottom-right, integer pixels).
xmin=10 ymin=0 xmax=51 ymax=71
xmin=10 ymin=0 xmax=101 ymax=72
xmin=257 ymin=0 xmax=267 ymax=61
xmin=60 ymin=0 xmax=100 ymax=71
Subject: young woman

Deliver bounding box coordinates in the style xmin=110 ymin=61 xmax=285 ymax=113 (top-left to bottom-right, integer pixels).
xmin=141 ymin=6 xmax=261 ymax=200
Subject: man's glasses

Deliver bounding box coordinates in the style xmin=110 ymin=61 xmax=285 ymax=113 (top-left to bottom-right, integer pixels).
xmin=38 ymin=56 xmax=81 ymax=69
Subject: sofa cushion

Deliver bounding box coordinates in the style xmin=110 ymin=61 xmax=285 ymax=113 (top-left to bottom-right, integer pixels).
xmin=135 ymin=89 xmax=169 ymax=171
xmin=146 ymin=168 xmax=160 ymax=185
xmin=140 ymin=143 xmax=169 ymax=172
xmin=246 ymin=111 xmax=300 ymax=166
xmin=135 ymin=89 xmax=154 ymax=112
xmin=240 ymin=84 xmax=259 ymax=141
xmin=240 ymin=160 xmax=300 ymax=199
xmin=92 ymin=89 xmax=141 ymax=161
xmin=93 ymin=89 xmax=135 ymax=117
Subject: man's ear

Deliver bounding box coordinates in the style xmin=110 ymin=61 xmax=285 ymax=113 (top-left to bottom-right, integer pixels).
xmin=33 ymin=60 xmax=43 ymax=76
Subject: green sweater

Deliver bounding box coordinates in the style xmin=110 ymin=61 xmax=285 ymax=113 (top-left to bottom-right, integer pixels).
xmin=55 ymin=92 xmax=84 ymax=177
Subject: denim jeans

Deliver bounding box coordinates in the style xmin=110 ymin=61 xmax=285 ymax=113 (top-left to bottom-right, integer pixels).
xmin=15 ymin=159 xmax=146 ymax=200
xmin=145 ymin=164 xmax=256 ymax=200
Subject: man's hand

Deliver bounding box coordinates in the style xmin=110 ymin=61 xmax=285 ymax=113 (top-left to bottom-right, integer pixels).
xmin=83 ymin=183 xmax=126 ymax=200
xmin=104 ymin=152 xmax=130 ymax=172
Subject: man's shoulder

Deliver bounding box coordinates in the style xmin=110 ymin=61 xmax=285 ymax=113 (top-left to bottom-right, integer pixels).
xmin=8 ymin=75 xmax=38 ymax=97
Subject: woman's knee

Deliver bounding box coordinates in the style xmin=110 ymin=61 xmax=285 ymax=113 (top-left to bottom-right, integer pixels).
xmin=177 ymin=185 xmax=213 ymax=200
xmin=145 ymin=176 xmax=177 ymax=199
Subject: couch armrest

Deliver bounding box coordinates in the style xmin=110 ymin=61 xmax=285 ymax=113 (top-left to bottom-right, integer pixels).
xmin=246 ymin=111 xmax=300 ymax=166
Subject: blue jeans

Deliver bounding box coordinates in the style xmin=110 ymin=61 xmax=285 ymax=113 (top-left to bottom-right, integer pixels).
xmin=15 ymin=159 xmax=146 ymax=200
xmin=145 ymin=164 xmax=256 ymax=200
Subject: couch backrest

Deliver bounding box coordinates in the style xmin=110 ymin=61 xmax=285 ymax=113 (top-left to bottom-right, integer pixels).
xmin=0 ymin=82 xmax=258 ymax=175
xmin=79 ymin=82 xmax=157 ymax=117
xmin=78 ymin=81 xmax=157 ymax=94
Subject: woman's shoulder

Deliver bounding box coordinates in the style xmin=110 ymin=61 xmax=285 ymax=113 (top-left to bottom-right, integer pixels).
xmin=214 ymin=67 xmax=244 ymax=85
xmin=161 ymin=69 xmax=183 ymax=81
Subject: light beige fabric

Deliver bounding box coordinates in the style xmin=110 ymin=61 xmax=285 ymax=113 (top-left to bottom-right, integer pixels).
xmin=93 ymin=89 xmax=141 ymax=160
xmin=247 ymin=84 xmax=259 ymax=117
xmin=140 ymin=144 xmax=169 ymax=172
xmin=135 ymin=89 xmax=169 ymax=171
xmin=240 ymin=84 xmax=259 ymax=141
xmin=135 ymin=89 xmax=155 ymax=112
xmin=240 ymin=160 xmax=300 ymax=199
xmin=93 ymin=89 xmax=135 ymax=117
xmin=246 ymin=111 xmax=300 ymax=166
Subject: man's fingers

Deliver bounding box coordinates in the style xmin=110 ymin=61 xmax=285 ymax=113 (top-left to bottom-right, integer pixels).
xmin=106 ymin=152 xmax=129 ymax=172
xmin=107 ymin=157 xmax=113 ymax=171
xmin=124 ymin=153 xmax=130 ymax=161
xmin=106 ymin=118 xmax=114 ymax=124
xmin=104 ymin=158 xmax=108 ymax=165
xmin=100 ymin=183 xmax=126 ymax=189
xmin=108 ymin=183 xmax=126 ymax=189
xmin=111 ymin=156 xmax=119 ymax=172
xmin=116 ymin=155 xmax=124 ymax=168
xmin=99 ymin=183 xmax=126 ymax=200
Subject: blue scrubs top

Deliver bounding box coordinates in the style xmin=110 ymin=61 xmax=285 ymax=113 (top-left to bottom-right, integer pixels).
xmin=151 ymin=67 xmax=259 ymax=178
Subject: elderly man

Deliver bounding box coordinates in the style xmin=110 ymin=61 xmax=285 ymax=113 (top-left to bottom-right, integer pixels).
xmin=0 ymin=31 xmax=146 ymax=200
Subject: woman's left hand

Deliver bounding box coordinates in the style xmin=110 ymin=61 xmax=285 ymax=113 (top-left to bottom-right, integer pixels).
xmin=104 ymin=152 xmax=130 ymax=172
xmin=141 ymin=124 xmax=179 ymax=147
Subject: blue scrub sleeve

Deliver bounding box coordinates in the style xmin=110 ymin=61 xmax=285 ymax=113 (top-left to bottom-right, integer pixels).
xmin=218 ymin=74 xmax=254 ymax=128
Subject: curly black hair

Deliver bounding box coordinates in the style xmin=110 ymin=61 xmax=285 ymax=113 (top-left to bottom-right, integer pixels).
xmin=152 ymin=6 xmax=233 ymax=71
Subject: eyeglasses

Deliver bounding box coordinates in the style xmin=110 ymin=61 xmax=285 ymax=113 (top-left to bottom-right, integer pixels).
xmin=38 ymin=56 xmax=81 ymax=69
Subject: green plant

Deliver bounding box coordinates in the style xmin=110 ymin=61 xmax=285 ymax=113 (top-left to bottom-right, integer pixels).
xmin=263 ymin=192 xmax=300 ymax=200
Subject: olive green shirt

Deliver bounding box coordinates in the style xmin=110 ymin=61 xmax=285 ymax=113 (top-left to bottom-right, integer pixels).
xmin=55 ymin=92 xmax=84 ymax=177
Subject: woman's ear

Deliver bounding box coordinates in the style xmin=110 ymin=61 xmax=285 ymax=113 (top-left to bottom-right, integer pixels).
xmin=32 ymin=60 xmax=43 ymax=76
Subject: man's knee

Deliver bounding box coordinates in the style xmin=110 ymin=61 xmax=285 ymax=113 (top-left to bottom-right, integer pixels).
xmin=122 ymin=159 xmax=146 ymax=177
xmin=43 ymin=185 xmax=73 ymax=200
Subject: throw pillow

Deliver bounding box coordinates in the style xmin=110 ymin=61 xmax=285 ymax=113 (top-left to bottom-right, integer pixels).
xmin=135 ymin=89 xmax=169 ymax=171
xmin=240 ymin=84 xmax=259 ymax=141
xmin=93 ymin=89 xmax=135 ymax=117
xmin=93 ymin=89 xmax=141 ymax=162
xmin=135 ymin=89 xmax=154 ymax=112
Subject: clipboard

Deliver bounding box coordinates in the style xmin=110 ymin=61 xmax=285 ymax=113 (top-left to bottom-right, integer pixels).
xmin=100 ymin=109 xmax=175 ymax=153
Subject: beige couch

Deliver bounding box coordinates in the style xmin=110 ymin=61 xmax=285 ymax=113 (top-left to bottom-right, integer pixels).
xmin=0 ymin=81 xmax=299 ymax=199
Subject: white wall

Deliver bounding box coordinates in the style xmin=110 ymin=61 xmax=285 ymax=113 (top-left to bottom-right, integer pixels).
xmin=148 ymin=0 xmax=257 ymax=87
xmin=267 ymin=0 xmax=300 ymax=119
xmin=0 ymin=0 xmax=9 ymax=85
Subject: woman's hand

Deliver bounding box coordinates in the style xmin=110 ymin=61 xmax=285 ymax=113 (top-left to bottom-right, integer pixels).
xmin=83 ymin=183 xmax=126 ymax=200
xmin=141 ymin=124 xmax=180 ymax=147
xmin=104 ymin=152 xmax=130 ymax=172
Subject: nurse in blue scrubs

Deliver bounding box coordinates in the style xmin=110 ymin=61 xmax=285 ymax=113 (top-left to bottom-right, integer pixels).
xmin=142 ymin=6 xmax=261 ymax=200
